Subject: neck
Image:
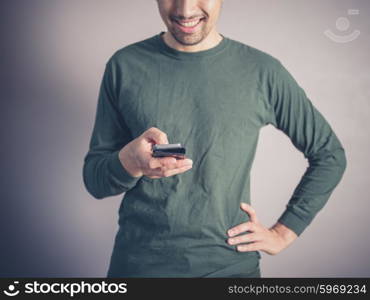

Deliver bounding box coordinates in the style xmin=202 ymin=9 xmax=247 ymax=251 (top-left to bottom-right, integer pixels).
xmin=162 ymin=29 xmax=223 ymax=52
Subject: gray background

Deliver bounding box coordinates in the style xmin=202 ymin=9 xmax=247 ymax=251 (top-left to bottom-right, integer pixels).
xmin=1 ymin=0 xmax=369 ymax=277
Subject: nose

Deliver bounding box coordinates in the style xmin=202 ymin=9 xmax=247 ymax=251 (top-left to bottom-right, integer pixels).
xmin=174 ymin=0 xmax=201 ymax=20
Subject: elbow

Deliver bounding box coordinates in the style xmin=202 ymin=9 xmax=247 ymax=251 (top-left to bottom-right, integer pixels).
xmin=337 ymin=147 xmax=347 ymax=175
xmin=329 ymin=147 xmax=347 ymax=183
xmin=92 ymin=194 xmax=106 ymax=200
xmin=82 ymin=162 xmax=106 ymax=200
xmin=86 ymin=187 xmax=106 ymax=200
xmin=308 ymin=146 xmax=347 ymax=181
xmin=82 ymin=153 xmax=131 ymax=199
xmin=83 ymin=177 xmax=106 ymax=200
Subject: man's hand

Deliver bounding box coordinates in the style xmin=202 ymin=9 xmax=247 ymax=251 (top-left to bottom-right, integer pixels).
xmin=119 ymin=127 xmax=193 ymax=179
xmin=227 ymin=202 xmax=298 ymax=255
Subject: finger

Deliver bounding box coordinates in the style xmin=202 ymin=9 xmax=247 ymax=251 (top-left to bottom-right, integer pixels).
xmin=227 ymin=221 xmax=255 ymax=237
xmin=236 ymin=242 xmax=262 ymax=252
xmin=143 ymin=127 xmax=169 ymax=144
xmin=159 ymin=156 xmax=193 ymax=169
xmin=148 ymin=156 xmax=192 ymax=170
xmin=145 ymin=164 xmax=193 ymax=179
xmin=227 ymin=233 xmax=259 ymax=245
xmin=145 ymin=175 xmax=161 ymax=179
xmin=148 ymin=157 xmax=163 ymax=169
xmin=148 ymin=156 xmax=177 ymax=169
xmin=157 ymin=156 xmax=178 ymax=168
xmin=174 ymin=157 xmax=193 ymax=168
xmin=240 ymin=202 xmax=258 ymax=223
xmin=161 ymin=164 xmax=193 ymax=177
xmin=144 ymin=167 xmax=163 ymax=178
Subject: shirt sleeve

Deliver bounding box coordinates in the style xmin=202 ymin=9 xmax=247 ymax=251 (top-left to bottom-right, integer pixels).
xmin=83 ymin=57 xmax=140 ymax=199
xmin=264 ymin=60 xmax=347 ymax=236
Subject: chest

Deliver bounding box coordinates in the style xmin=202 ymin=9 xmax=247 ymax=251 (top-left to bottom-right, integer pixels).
xmin=116 ymin=59 xmax=266 ymax=145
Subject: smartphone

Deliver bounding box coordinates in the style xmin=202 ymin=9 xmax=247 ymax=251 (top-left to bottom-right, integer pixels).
xmin=152 ymin=143 xmax=186 ymax=159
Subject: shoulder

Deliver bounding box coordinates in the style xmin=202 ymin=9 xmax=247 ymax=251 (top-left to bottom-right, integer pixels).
xmin=226 ymin=36 xmax=283 ymax=72
xmin=107 ymin=34 xmax=158 ymax=65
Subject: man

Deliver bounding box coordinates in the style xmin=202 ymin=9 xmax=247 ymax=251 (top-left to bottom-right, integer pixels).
xmin=83 ymin=0 xmax=347 ymax=277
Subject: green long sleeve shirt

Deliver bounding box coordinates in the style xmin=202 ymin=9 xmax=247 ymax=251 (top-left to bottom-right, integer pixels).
xmin=83 ymin=32 xmax=347 ymax=277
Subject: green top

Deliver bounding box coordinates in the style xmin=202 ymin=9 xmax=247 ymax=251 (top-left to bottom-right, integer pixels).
xmin=83 ymin=32 xmax=347 ymax=277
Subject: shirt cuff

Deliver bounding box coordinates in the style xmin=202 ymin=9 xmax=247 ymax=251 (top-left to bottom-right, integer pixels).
xmin=107 ymin=150 xmax=141 ymax=191
xmin=277 ymin=208 xmax=311 ymax=237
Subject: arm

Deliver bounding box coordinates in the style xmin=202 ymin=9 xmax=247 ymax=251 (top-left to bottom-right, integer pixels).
xmin=266 ymin=60 xmax=347 ymax=236
xmin=227 ymin=60 xmax=347 ymax=254
xmin=82 ymin=57 xmax=141 ymax=199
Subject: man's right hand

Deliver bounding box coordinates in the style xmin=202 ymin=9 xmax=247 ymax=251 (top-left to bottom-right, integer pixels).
xmin=118 ymin=127 xmax=193 ymax=179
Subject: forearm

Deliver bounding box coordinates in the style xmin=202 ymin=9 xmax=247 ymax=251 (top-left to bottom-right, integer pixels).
xmin=277 ymin=145 xmax=347 ymax=236
xmin=83 ymin=149 xmax=140 ymax=199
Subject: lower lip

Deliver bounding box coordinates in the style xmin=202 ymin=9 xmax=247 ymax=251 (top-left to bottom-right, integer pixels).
xmin=173 ymin=19 xmax=203 ymax=34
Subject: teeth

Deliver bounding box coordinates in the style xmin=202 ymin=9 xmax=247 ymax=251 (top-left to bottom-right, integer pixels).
xmin=177 ymin=19 xmax=201 ymax=27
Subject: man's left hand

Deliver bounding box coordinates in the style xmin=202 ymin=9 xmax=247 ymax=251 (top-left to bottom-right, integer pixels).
xmin=227 ymin=202 xmax=298 ymax=255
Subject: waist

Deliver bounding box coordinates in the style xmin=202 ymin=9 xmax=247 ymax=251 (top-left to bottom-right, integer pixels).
xmin=108 ymin=237 xmax=261 ymax=277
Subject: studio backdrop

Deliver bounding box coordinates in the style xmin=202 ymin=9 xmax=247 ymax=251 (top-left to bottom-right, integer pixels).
xmin=1 ymin=0 xmax=369 ymax=277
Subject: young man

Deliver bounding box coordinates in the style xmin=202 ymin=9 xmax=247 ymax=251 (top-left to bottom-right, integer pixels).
xmin=83 ymin=0 xmax=347 ymax=277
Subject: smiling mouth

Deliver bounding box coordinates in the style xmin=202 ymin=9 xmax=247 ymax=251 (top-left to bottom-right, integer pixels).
xmin=172 ymin=17 xmax=205 ymax=33
xmin=175 ymin=18 xmax=203 ymax=27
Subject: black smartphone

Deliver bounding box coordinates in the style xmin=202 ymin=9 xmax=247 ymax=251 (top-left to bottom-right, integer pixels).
xmin=152 ymin=143 xmax=186 ymax=159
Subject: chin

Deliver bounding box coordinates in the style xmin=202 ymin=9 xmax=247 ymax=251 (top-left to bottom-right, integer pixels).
xmin=176 ymin=35 xmax=204 ymax=46
xmin=170 ymin=29 xmax=210 ymax=46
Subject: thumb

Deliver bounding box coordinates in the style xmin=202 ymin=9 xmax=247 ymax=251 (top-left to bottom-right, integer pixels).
xmin=143 ymin=127 xmax=169 ymax=145
xmin=240 ymin=202 xmax=258 ymax=223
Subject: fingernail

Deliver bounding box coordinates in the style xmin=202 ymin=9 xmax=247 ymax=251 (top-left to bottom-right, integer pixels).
xmin=186 ymin=159 xmax=193 ymax=165
xmin=228 ymin=230 xmax=234 ymax=236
